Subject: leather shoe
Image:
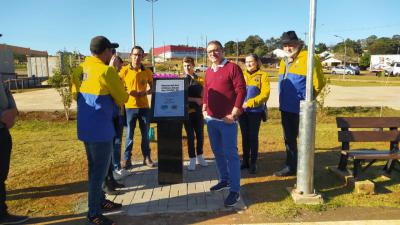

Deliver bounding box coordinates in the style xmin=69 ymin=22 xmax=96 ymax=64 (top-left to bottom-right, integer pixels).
xmin=240 ymin=162 xmax=249 ymax=170
xmin=249 ymin=164 xmax=257 ymax=174
xmin=274 ymin=167 xmax=296 ymax=177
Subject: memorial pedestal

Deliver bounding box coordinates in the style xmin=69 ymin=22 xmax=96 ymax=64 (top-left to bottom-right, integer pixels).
xmin=157 ymin=120 xmax=183 ymax=185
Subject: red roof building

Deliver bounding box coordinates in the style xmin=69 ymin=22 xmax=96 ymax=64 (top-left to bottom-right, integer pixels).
xmin=152 ymin=45 xmax=205 ymax=61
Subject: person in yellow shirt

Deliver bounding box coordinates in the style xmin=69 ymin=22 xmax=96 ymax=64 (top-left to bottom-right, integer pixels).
xmin=239 ymin=54 xmax=270 ymax=174
xmin=120 ymin=46 xmax=154 ymax=169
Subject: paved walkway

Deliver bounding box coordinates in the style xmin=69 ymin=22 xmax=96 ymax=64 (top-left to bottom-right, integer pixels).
xmin=12 ymin=83 xmax=400 ymax=111
xmin=106 ymin=160 xmax=246 ymax=216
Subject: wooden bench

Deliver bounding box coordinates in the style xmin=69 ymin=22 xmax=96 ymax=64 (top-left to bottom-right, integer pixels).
xmin=336 ymin=117 xmax=400 ymax=178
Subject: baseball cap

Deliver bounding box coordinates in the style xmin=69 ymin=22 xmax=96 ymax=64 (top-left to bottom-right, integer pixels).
xmin=90 ymin=36 xmax=119 ymax=54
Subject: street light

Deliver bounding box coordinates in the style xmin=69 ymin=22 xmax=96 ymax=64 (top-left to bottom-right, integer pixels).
xmin=146 ymin=0 xmax=158 ymax=73
xmin=334 ymin=34 xmax=347 ymax=80
xmin=132 ymin=0 xmax=136 ymax=47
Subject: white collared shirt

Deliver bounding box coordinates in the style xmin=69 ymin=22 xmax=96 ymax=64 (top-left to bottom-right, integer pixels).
xmin=211 ymin=59 xmax=228 ymax=72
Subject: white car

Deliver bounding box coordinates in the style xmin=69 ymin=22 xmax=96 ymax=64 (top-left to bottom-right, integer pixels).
xmin=384 ymin=62 xmax=400 ymax=76
xmin=195 ymin=64 xmax=208 ymax=72
xmin=331 ymin=66 xmax=358 ymax=75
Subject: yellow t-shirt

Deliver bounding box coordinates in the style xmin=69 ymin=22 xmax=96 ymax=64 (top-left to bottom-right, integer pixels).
xmin=119 ymin=64 xmax=153 ymax=109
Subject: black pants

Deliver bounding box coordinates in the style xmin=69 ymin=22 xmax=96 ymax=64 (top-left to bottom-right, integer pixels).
xmin=183 ymin=112 xmax=204 ymax=158
xmin=281 ymin=111 xmax=300 ymax=172
xmin=0 ymin=128 xmax=12 ymax=217
xmin=239 ymin=112 xmax=262 ymax=165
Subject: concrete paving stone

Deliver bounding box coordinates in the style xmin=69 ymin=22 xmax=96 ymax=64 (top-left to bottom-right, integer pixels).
xmin=111 ymin=161 xmax=246 ymax=216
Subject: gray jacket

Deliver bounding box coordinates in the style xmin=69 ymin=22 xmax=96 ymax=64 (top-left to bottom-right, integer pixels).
xmin=0 ymin=79 xmax=16 ymax=128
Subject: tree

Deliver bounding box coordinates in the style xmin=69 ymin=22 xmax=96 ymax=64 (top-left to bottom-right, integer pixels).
xmin=368 ymin=37 xmax=398 ymax=54
xmin=265 ymin=37 xmax=281 ymax=51
xmin=254 ymin=45 xmax=268 ymax=57
xmin=243 ymin=35 xmax=264 ymax=54
xmin=315 ymin=43 xmax=328 ymax=54
xmin=359 ymin=53 xmax=370 ymax=70
xmin=48 ymin=51 xmax=76 ymax=121
xmin=224 ymin=41 xmax=236 ymax=56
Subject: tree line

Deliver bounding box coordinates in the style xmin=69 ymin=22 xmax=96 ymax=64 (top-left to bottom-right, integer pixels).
xmin=223 ymin=34 xmax=400 ymax=67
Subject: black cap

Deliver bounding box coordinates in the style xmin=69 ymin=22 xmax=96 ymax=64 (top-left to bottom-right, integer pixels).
xmin=280 ymin=31 xmax=301 ymax=45
xmin=90 ymin=36 xmax=119 ymax=54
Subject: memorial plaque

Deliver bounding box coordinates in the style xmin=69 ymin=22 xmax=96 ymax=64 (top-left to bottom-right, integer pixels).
xmin=151 ymin=78 xmax=188 ymax=184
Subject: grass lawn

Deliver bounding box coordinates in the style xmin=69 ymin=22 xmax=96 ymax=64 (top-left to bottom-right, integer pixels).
xmin=6 ymin=108 xmax=400 ymax=222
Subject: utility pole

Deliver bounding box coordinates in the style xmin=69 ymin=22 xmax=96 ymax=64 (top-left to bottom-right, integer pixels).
xmin=236 ymin=39 xmax=239 ymax=64
xmin=334 ymin=35 xmax=346 ymax=80
xmin=205 ymin=35 xmax=208 ymax=66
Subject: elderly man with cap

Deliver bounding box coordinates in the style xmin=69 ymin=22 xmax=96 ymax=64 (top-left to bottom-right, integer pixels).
xmin=274 ymin=31 xmax=325 ymax=177
xmin=71 ymin=36 xmax=129 ymax=225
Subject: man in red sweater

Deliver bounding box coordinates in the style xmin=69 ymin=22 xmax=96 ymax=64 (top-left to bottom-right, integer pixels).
xmin=202 ymin=40 xmax=246 ymax=207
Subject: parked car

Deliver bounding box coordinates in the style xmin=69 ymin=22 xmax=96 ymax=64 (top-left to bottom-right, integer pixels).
xmin=195 ymin=64 xmax=207 ymax=72
xmin=384 ymin=62 xmax=400 ymax=76
xmin=331 ymin=66 xmax=359 ymax=75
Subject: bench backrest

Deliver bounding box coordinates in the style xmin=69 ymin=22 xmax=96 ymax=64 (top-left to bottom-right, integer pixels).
xmin=336 ymin=117 xmax=400 ymax=151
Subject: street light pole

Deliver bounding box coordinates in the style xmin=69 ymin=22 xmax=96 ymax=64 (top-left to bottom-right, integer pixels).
xmin=131 ymin=0 xmax=136 ymax=47
xmin=290 ymin=0 xmax=323 ymax=205
xmin=334 ymin=35 xmax=346 ymax=80
xmin=146 ymin=0 xmax=158 ymax=73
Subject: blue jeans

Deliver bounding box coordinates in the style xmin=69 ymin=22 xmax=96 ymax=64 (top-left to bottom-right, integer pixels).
xmin=113 ymin=116 xmax=124 ymax=170
xmin=281 ymin=110 xmax=299 ymax=172
xmin=84 ymin=141 xmax=113 ymax=217
xmin=206 ymin=118 xmax=240 ymax=193
xmin=124 ymin=108 xmax=151 ymax=161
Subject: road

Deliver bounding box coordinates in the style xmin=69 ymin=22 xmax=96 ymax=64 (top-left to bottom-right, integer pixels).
xmin=12 ymin=83 xmax=400 ymax=111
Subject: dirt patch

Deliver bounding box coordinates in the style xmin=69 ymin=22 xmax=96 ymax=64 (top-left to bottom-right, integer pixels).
xmin=17 ymin=111 xmax=76 ymax=122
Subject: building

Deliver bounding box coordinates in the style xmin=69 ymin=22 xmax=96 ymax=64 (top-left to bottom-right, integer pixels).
xmin=152 ymin=45 xmax=205 ymax=62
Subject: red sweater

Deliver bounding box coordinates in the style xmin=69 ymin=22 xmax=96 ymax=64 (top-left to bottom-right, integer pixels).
xmin=203 ymin=61 xmax=246 ymax=119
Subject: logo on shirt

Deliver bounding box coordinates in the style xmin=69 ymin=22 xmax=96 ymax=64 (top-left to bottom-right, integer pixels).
xmin=82 ymin=73 xmax=89 ymax=81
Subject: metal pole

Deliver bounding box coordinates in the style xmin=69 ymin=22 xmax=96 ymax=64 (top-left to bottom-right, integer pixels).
xmin=236 ymin=39 xmax=239 ymax=64
xmin=295 ymin=0 xmax=318 ymax=196
xmin=151 ymin=0 xmax=156 ymax=73
xmin=132 ymin=0 xmax=136 ymax=47
xmin=344 ymin=40 xmax=347 ymax=78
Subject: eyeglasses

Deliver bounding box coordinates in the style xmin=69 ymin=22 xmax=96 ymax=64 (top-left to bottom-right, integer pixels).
xmin=207 ymin=50 xmax=220 ymax=54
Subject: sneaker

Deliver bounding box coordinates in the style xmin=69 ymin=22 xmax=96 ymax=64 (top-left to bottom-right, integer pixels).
xmin=210 ymin=182 xmax=229 ymax=192
xmin=188 ymin=158 xmax=196 ymax=171
xmin=0 ymin=213 xmax=29 ymax=225
xmin=224 ymin=191 xmax=240 ymax=207
xmin=273 ymin=166 xmax=296 ymax=177
xmin=123 ymin=160 xmax=133 ymax=170
xmin=143 ymin=157 xmax=155 ymax=168
xmin=249 ymin=164 xmax=257 ymax=174
xmin=87 ymin=214 xmax=114 ymax=225
xmin=113 ymin=169 xmax=130 ymax=181
xmin=197 ymin=155 xmax=208 ymax=167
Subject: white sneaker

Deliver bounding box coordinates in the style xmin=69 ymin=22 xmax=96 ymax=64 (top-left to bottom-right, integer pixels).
xmin=113 ymin=169 xmax=130 ymax=181
xmin=188 ymin=158 xmax=196 ymax=171
xmin=197 ymin=154 xmax=208 ymax=167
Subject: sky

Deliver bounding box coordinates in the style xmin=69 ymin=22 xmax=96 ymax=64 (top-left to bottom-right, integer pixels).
xmin=1 ymin=0 xmax=400 ymax=55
